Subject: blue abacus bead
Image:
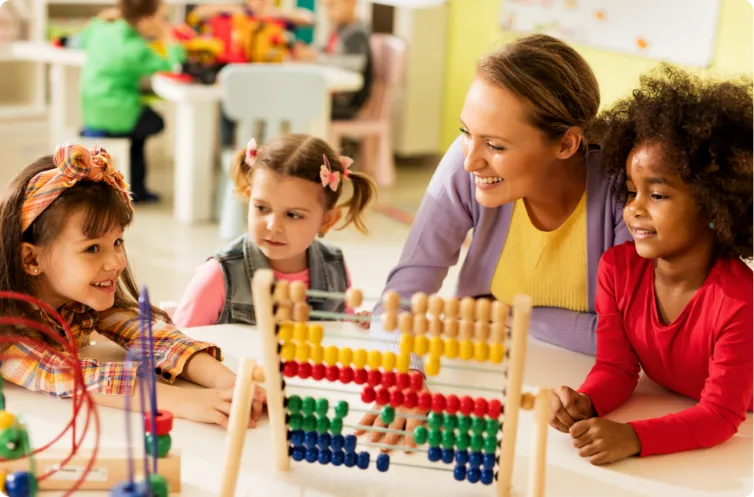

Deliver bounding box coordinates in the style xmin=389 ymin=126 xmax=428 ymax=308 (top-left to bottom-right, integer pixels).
xmin=376 ymin=453 xmax=390 ymax=473
xmin=110 ymin=481 xmax=147 ymax=497
xmin=317 ymin=433 xmax=331 ymax=449
xmin=441 ymin=448 xmax=455 ymax=464
xmin=453 ymin=465 xmax=467 ymax=482
xmin=344 ymin=452 xmax=357 ymax=468
xmin=469 ymin=451 xmax=483 ymax=468
xmin=357 ymin=451 xmax=370 ymax=470
xmin=290 ymin=430 xmax=305 ymax=447
xmin=455 ymin=450 xmax=469 ymax=465
xmin=292 ymin=446 xmax=306 ymax=462
xmin=483 ymin=453 xmax=496 ymax=470
xmin=305 ymin=447 xmax=318 ymax=463
xmin=427 ymin=447 xmax=442 ymax=462
xmin=318 ymin=448 xmax=332 ymax=465
xmin=344 ymin=434 xmax=358 ymax=454
xmin=481 ymin=469 xmax=494 ymax=486
xmin=331 ymin=449 xmax=345 ymax=466
xmin=331 ymin=434 xmax=345 ymax=451
xmin=305 ymin=431 xmax=318 ymax=449
xmin=468 ymin=467 xmax=481 ymax=484
xmin=6 ymin=471 xmax=37 ymax=497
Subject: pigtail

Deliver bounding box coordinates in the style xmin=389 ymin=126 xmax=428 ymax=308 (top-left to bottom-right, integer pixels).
xmin=339 ymin=170 xmax=378 ymax=234
xmin=231 ymin=138 xmax=260 ymax=198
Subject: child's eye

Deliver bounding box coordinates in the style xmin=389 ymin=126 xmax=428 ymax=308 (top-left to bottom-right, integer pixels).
xmin=254 ymin=204 xmax=269 ymax=213
xmin=287 ymin=212 xmax=303 ymax=220
xmin=651 ymin=194 xmax=668 ymax=201
xmin=115 ymin=238 xmax=125 ymax=248
xmin=84 ymin=245 xmax=100 ymax=254
xmin=626 ymin=190 xmax=637 ymax=199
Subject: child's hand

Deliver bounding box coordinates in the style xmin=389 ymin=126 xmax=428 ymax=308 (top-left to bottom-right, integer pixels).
xmin=167 ymin=384 xmax=267 ymax=428
xmin=291 ymin=42 xmax=317 ymax=62
xmin=569 ymin=418 xmax=641 ymax=465
xmin=354 ymin=310 xmax=371 ymax=330
xmin=550 ymin=386 xmax=593 ymax=432
xmin=354 ymin=383 xmax=429 ymax=452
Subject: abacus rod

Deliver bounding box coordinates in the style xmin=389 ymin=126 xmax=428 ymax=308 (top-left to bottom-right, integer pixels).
xmin=425 ymin=380 xmax=503 ymax=393
xmin=361 ymin=441 xmax=428 ymax=454
xmin=305 ymin=288 xmax=412 ymax=306
xmin=309 ymin=310 xmax=370 ymax=322
xmin=342 ymin=406 xmax=428 ymax=421
xmin=342 ymin=423 xmax=413 ymax=436
xmin=389 ymin=461 xmax=454 ymax=473
xmin=287 ymin=379 xmax=502 ymax=396
xmin=285 ymin=384 xmax=360 ymax=396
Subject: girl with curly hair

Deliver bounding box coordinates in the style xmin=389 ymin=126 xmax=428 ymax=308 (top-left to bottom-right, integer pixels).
xmin=550 ymin=65 xmax=753 ymax=464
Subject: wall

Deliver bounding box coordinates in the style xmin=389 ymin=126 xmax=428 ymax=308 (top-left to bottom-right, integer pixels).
xmin=441 ymin=0 xmax=753 ymax=150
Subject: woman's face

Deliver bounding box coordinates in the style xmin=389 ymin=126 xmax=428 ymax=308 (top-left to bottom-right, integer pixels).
xmin=460 ymin=76 xmax=564 ymax=208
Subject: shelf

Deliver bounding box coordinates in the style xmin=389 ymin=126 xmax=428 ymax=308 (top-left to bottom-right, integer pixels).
xmin=0 ymin=104 xmax=48 ymax=119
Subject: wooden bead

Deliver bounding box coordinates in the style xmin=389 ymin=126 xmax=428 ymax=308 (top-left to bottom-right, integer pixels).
xmin=368 ymin=350 xmax=382 ymax=370
xmin=425 ymin=355 xmax=441 ymax=376
xmin=413 ymin=314 xmax=428 ymax=335
xmin=475 ymin=298 xmax=491 ymax=322
xmin=307 ymin=323 xmax=324 ymax=344
xmin=290 ymin=281 xmax=307 ymax=303
xmin=444 ymin=298 xmax=459 ymax=320
xmin=490 ymin=343 xmax=505 ymax=363
xmin=273 ymin=280 xmax=290 ymax=302
xmin=293 ymin=302 xmax=310 ymax=322
xmin=398 ymin=311 xmax=413 ymax=334
xmin=521 ymin=393 xmax=535 ymax=411
xmin=428 ymin=294 xmax=444 ymax=316
xmin=444 ymin=338 xmax=459 ymax=359
xmin=411 ymin=292 xmax=428 ymax=314
xmin=383 ymin=291 xmax=400 ymax=312
xmin=474 ymin=341 xmax=489 ymax=362
xmin=383 ymin=312 xmax=397 ymax=331
xmin=474 ymin=321 xmax=490 ymax=341
xmin=310 ymin=344 xmax=324 ymax=364
xmin=491 ymin=300 xmax=509 ymax=323
xmin=413 ymin=335 xmax=429 ymax=355
xmin=429 ymin=316 xmax=443 ymax=336
xmin=443 ymin=318 xmax=458 ymax=338
xmin=460 ymin=297 xmax=475 ymax=320
xmin=275 ymin=301 xmax=292 ymax=322
xmin=459 ymin=340 xmax=474 ymax=361
xmin=399 ymin=333 xmax=414 ymax=355
xmin=293 ymin=323 xmax=308 ymax=343
xmin=491 ymin=322 xmax=506 ymax=343
xmin=459 ymin=320 xmax=474 ymax=340
xmin=429 ymin=336 xmax=444 ymax=357
xmin=396 ymin=352 xmax=410 ymax=373
xmin=353 ymin=349 xmax=368 ymax=369
xmin=346 ymin=288 xmax=363 ymax=308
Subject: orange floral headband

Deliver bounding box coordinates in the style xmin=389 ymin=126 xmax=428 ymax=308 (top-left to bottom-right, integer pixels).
xmin=21 ymin=144 xmax=133 ymax=232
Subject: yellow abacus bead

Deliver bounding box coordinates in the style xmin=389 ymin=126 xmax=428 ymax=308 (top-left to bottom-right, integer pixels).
xmin=367 ymin=350 xmax=382 ymax=370
xmin=338 ymin=347 xmax=353 ymax=366
xmin=459 ymin=340 xmax=474 ymax=361
xmin=413 ymin=335 xmax=429 ymax=356
xmin=399 ymin=332 xmax=414 ymax=356
xmin=490 ymin=343 xmax=505 ymax=364
xmin=324 ymin=345 xmax=339 ymax=365
xmin=295 ymin=342 xmax=311 ymax=362
xmin=310 ymin=344 xmax=324 ymax=364
xmin=382 ymin=351 xmax=397 ymax=371
xmin=425 ymin=355 xmax=441 ymax=376
xmin=397 ymin=353 xmax=410 ymax=373
xmin=474 ymin=341 xmax=490 ymax=362
xmin=293 ymin=322 xmax=308 ymax=343
xmin=353 ymin=349 xmax=368 ymax=369
xmin=277 ymin=323 xmax=293 ymax=343
xmin=444 ymin=338 xmax=459 ymax=359
xmin=429 ymin=336 xmax=444 ymax=357
xmin=280 ymin=342 xmax=295 ymax=362
xmin=0 ymin=469 xmax=6 ymax=493
xmin=0 ymin=412 xmax=17 ymax=431
xmin=307 ymin=324 xmax=324 ymax=344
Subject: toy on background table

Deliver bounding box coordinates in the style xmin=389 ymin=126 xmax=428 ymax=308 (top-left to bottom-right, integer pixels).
xmin=218 ymin=269 xmax=551 ymax=497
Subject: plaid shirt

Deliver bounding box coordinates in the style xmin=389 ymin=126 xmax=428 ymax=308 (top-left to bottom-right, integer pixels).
xmin=1 ymin=302 xmax=222 ymax=398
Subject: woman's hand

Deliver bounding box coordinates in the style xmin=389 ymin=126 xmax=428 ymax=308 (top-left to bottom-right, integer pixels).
xmin=569 ymin=418 xmax=641 ymax=465
xmin=550 ymin=386 xmax=594 ymax=432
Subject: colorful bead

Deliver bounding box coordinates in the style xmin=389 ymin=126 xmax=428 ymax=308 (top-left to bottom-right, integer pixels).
xmin=304 ymin=431 xmax=318 ymax=449
xmin=330 ymin=417 xmax=344 ymax=435
xmin=318 ymin=448 xmax=332 ymax=465
xmin=469 ymin=451 xmax=482 ymax=467
xmin=444 ymin=338 xmax=459 ymax=359
xmin=396 ymin=373 xmax=410 ymax=391
xmin=470 ymin=434 xmax=484 ymax=452
xmin=332 ymin=449 xmax=345 ymax=466
xmin=375 ymin=387 xmax=390 ymax=406
xmin=324 ymin=345 xmax=339 ymax=365
xmin=443 ymin=413 xmax=458 ymax=430
xmin=459 ymin=396 xmax=474 ymax=416
xmin=353 ymin=349 xmax=368 ymax=369
xmin=307 ymin=323 xmax=324 ymax=344
xmin=488 ymin=399 xmax=502 ymax=419
xmin=471 ymin=416 xmax=486 ymax=435
xmin=431 ymin=393 xmax=446 ymax=413
xmin=282 ymin=361 xmax=298 ymax=378
xmin=305 ymin=447 xmax=318 ymax=463
xmin=5 ymin=471 xmax=37 ymax=497
xmin=367 ymin=369 xmax=382 ymax=387
xmin=136 ymin=474 xmax=168 ymax=497
xmin=428 ymin=429 xmax=442 ymax=447
xmin=490 ymin=343 xmax=505 ymax=364
xmin=403 ymin=390 xmax=418 ymax=409
xmin=460 ymin=340 xmax=474 ymax=360
xmin=311 ymin=364 xmax=325 ymax=381
xmin=380 ymin=406 xmax=395 ymax=425
xmin=291 ymin=446 xmax=306 ymax=461
xmin=453 ymin=464 xmax=467 ymax=481
xmin=418 ymin=391 xmax=432 ymax=411
xmin=293 ymin=322 xmax=308 ymax=343
xmin=429 ymin=336 xmax=444 ymax=356
xmin=310 ymin=344 xmax=324 ymax=364
xmin=484 ymin=435 xmax=497 ymax=454
xmin=441 ymin=448 xmax=455 ymax=464
xmin=316 ymin=416 xmax=330 ymax=434
xmin=302 ymin=414 xmax=316 ymax=433
xmin=413 ymin=335 xmax=429 ymax=356
xmin=338 ymin=348 xmax=353 ymax=366
xmin=486 ymin=418 xmax=500 ymax=436
xmin=353 ymin=368 xmax=368 ymax=385
xmin=427 ymin=412 xmax=443 ymax=430
xmin=457 ymin=415 xmax=471 ymax=433
xmin=357 ymin=451 xmax=370 ymax=470
xmin=441 ymin=430 xmax=455 ymax=450
xmin=468 ymin=467 xmax=481 ymax=484
xmin=277 ymin=323 xmax=293 ymax=343
xmin=331 ymin=434 xmax=345 ymax=451
xmin=445 ymin=394 xmax=460 ymax=415
xmin=280 ymin=343 xmax=295 ymax=361
xmin=297 ymin=362 xmax=312 ymax=379
xmin=456 ymin=433 xmax=470 ymax=451
xmin=474 ymin=398 xmax=488 ymax=418
xmin=381 ymin=352 xmax=397 ymax=371
xmin=474 ymin=341 xmax=489 ymax=362
xmin=399 ymin=333 xmax=414 ymax=355
xmin=335 ymin=401 xmax=349 ymax=419
xmin=301 ymin=397 xmax=315 ymax=414
xmin=481 ymin=469 xmax=494 ymax=485
xmin=389 ymin=389 xmax=404 ymax=408
xmin=315 ymin=398 xmax=329 ymax=417
xmin=455 ymin=449 xmax=469 ymax=465
xmin=344 ymin=452 xmax=357 ymax=467
xmin=344 ymin=434 xmax=357 ymax=453
xmin=413 ymin=425 xmax=428 ymax=445
xmin=396 ymin=352 xmax=410 ymax=373
xmin=361 ymin=386 xmax=375 ymax=404
xmin=325 ymin=365 xmax=339 ymax=382
xmin=381 ymin=371 xmax=396 ymax=389
xmin=376 ymin=453 xmax=390 ymax=472
xmin=367 ymin=350 xmax=382 ymax=370
xmin=425 ymin=355 xmax=441 ymax=376
xmin=427 ymin=447 xmax=442 ymax=462
xmin=410 ymin=371 xmax=424 ymax=392
xmin=288 ymin=414 xmax=302 ymax=430
xmin=290 ymin=429 xmax=304 ymax=447
xmin=483 ymin=453 xmax=496 ymax=470
xmin=288 ymin=395 xmax=303 ymax=414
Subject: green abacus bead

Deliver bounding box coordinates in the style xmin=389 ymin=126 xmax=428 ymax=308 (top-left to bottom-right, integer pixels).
xmin=0 ymin=426 xmax=26 ymax=459
xmin=486 ymin=418 xmax=500 ymax=435
xmin=287 ymin=395 xmax=302 ymax=414
xmin=457 ymin=415 xmax=472 ymax=433
xmin=428 ymin=428 xmax=442 ymax=447
xmin=470 ymin=433 xmax=484 ymax=452
xmin=145 ymin=433 xmax=172 ymax=458
xmin=330 ymin=417 xmax=344 ymax=435
xmin=381 ymin=406 xmax=395 ymax=425
xmin=471 ymin=415 xmax=486 ymax=435
xmin=335 ymin=400 xmax=349 ymax=419
xmin=484 ymin=435 xmax=498 ymax=454
xmin=315 ymin=398 xmax=329 ymax=417
xmin=316 ymin=415 xmax=330 ymax=434
xmin=427 ymin=412 xmax=443 ymax=430
xmin=302 ymin=414 xmax=316 ymax=432
xmin=456 ymin=432 xmax=470 ymax=451
xmin=441 ymin=430 xmax=456 ymax=450
xmin=138 ymin=474 xmax=169 ymax=497
xmin=301 ymin=396 xmax=316 ymax=414
xmin=413 ymin=425 xmax=428 ymax=445
xmin=288 ymin=413 xmax=303 ymax=430
xmin=443 ymin=413 xmax=458 ymax=430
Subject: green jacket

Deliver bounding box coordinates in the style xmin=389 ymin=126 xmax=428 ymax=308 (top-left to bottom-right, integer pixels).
xmin=78 ymin=19 xmax=186 ymax=133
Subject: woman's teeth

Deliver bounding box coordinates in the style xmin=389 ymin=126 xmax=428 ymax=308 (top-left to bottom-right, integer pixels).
xmin=91 ymin=281 xmax=113 ymax=288
xmin=475 ymin=176 xmax=504 ymax=184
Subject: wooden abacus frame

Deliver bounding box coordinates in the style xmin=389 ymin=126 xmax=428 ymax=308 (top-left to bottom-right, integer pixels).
xmin=219 ymin=269 xmax=550 ymax=497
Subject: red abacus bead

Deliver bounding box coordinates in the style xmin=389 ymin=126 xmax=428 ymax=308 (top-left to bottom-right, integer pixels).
xmin=410 ymin=371 xmax=424 ymax=391
xmin=396 ymin=373 xmax=410 ymax=391
xmin=311 ymin=364 xmax=326 ymax=381
xmin=361 ymin=386 xmax=376 ymax=404
xmin=459 ymin=395 xmax=474 ymax=416
xmin=403 ymin=390 xmax=418 ymax=409
xmin=375 ymin=386 xmax=390 ymax=406
xmin=325 ymin=365 xmax=340 ymax=382
xmin=445 ymin=394 xmax=460 ymax=415
xmin=431 ymin=393 xmax=446 ymax=413
xmin=389 ymin=388 xmax=404 ymax=408
xmin=367 ymin=369 xmax=382 ymax=387
xmin=418 ymin=391 xmax=432 ymax=411
xmin=488 ymin=399 xmax=502 ymax=419
xmin=474 ymin=397 xmax=488 ymax=418
xmin=282 ymin=361 xmax=298 ymax=378
xmin=298 ymin=362 xmax=312 ymax=379
xmin=354 ymin=368 xmax=368 ymax=385
xmin=339 ymin=366 xmax=354 ymax=384
xmin=145 ymin=409 xmax=173 ymax=436
xmin=382 ymin=371 xmax=396 ymax=389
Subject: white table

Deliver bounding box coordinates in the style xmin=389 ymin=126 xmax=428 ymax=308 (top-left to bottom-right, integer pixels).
xmin=9 ymin=41 xmax=363 ymax=224
xmin=5 ymin=323 xmax=751 ymax=496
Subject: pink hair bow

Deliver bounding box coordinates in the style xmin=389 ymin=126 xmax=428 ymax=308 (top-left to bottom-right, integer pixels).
xmin=320 ymin=155 xmax=340 ymax=191
xmin=339 ymin=156 xmax=353 ymax=179
xmin=245 ymin=138 xmax=258 ymax=166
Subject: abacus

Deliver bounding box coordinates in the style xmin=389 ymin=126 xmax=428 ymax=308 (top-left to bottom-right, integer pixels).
xmin=220 ymin=269 xmax=551 ymax=497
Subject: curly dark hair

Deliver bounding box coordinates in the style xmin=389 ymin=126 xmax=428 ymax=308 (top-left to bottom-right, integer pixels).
xmin=588 ymin=64 xmax=752 ymax=260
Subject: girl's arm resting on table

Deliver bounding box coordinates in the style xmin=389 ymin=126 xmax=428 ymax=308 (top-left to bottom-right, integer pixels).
xmin=171 ymin=259 xmax=226 ymax=328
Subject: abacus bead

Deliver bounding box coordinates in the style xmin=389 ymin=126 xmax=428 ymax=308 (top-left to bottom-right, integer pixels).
xmin=302 ymin=397 xmax=316 ymax=414
xmin=292 ymin=446 xmax=306 ymax=461
xmin=472 ymin=416 xmax=486 ymax=435
xmin=443 ymin=413 xmax=458 ymax=430
xmin=353 ymin=349 xmax=368 ymax=369
xmin=444 ymin=338 xmax=459 ymax=359
xmin=444 ymin=318 xmax=459 ymax=338
xmin=457 ymin=415 xmax=472 ymax=433
xmin=367 ymin=350 xmax=382 ymax=370
xmin=293 ymin=323 xmax=308 ymax=343
xmin=453 ymin=465 xmax=467 ymax=482
xmin=411 ymin=292 xmax=428 ymax=313
xmin=310 ymin=344 xmax=324 ymax=364
xmin=339 ymin=366 xmax=354 ymax=384
xmin=275 ymin=301 xmax=292 ymax=322
xmin=380 ymin=406 xmax=395 ymax=425
xmin=383 ymin=312 xmax=397 ymax=331
xmin=317 ymin=433 xmax=331 ymax=448
xmin=429 ymin=336 xmax=444 ymax=356
xmin=469 ymin=451 xmax=483 ymax=467
xmin=338 ymin=348 xmax=353 ymax=366
xmin=346 ymin=288 xmax=363 ymax=308
xmin=316 ymin=416 xmax=330 ymax=434
xmin=404 ymin=390 xmax=418 ymax=409
xmin=446 ymin=394 xmax=460 ymax=415
xmin=481 ymin=469 xmax=494 ymax=485
xmin=324 ymin=345 xmax=339 ymax=365
xmin=344 ymin=452 xmax=357 ymax=467
xmin=280 ymin=343 xmax=295 ymax=361
xmin=302 ymin=414 xmax=316 ymax=432
xmin=460 ymin=297 xmax=475 ymax=319
xmin=441 ymin=448 xmax=455 ymax=464
xmin=428 ymin=429 xmax=442 ymax=447
xmin=305 ymin=447 xmax=318 ymax=463
xmin=427 ymin=447 xmax=442 ymax=462
xmin=474 ymin=341 xmax=489 ymax=362
xmin=330 ymin=417 xmax=343 ymax=435
xmin=418 ymin=391 xmax=432 ymax=411
xmin=490 ymin=343 xmax=505 ymax=364
xmin=110 ymin=481 xmax=146 ymax=496
xmin=456 ymin=433 xmax=470 ymax=451
xmin=399 ymin=333 xmax=414 ymax=355
xmin=483 ymin=453 xmax=496 ymax=470
xmin=357 ymin=451 xmax=371 ymax=470
xmin=425 ymin=355 xmax=441 ymax=376
xmin=325 ymin=365 xmax=339 ymax=382
xmin=484 ymin=435 xmax=497 ymax=454
xmin=278 ymin=323 xmax=293 ymax=343
xmin=474 ymin=398 xmax=488 ymax=418
xmin=455 ymin=449 xmax=469 ymax=465
xmin=460 ymin=396 xmax=474 ymax=416
xmin=413 ymin=425 xmax=428 ymax=445
xmin=375 ymin=386 xmax=390 ymax=406
xmin=311 ymin=364 xmax=325 ymax=381
xmin=468 ymin=468 xmax=481 ymax=484
xmin=427 ymin=412 xmax=443 ymax=430
xmin=413 ymin=335 xmax=429 ymax=355
xmin=376 ymin=453 xmax=390 ymax=472
xmin=287 ymin=395 xmax=302 ymax=414
xmin=290 ymin=429 xmax=304 ymax=447
xmin=318 ymin=448 xmax=332 ymax=465
xmin=288 ymin=414 xmax=302 ymax=430
xmin=382 ymin=371 xmax=396 ymax=388
xmin=136 ymin=475 xmax=169 ymax=497
xmin=441 ymin=430 xmax=456 ymax=449
xmin=297 ymin=362 xmax=312 ymax=379
xmin=307 ymin=323 xmax=324 ymax=344
xmin=397 ymin=353 xmax=410 ymax=373
xmin=361 ymin=386 xmax=376 ymax=404
xmin=282 ymin=361 xmax=298 ymax=378
xmin=396 ymin=373 xmax=410 ymax=391
xmin=353 ymin=368 xmax=368 ymax=385
xmin=389 ymin=389 xmax=404 ymax=409
xmin=305 ymin=431 xmax=318 ymax=449
xmin=344 ymin=434 xmax=358 ymax=453
xmin=315 ymin=398 xmax=329 ymax=417
xmin=145 ymin=434 xmax=172 ymax=458
xmin=459 ymin=340 xmax=474 ymax=360
xmin=431 ymin=393 xmax=446 ymax=413
xmin=486 ymin=418 xmax=500 ymax=435
xmin=332 ymin=449 xmax=345 ymax=466
xmin=381 ymin=351 xmax=396 ymax=371
xmin=470 ymin=434 xmax=484 ymax=452
xmin=383 ymin=291 xmax=400 ymax=311
xmin=367 ymin=369 xmax=382 ymax=387
xmin=331 ymin=434 xmax=345 ymax=451
xmin=290 ymin=281 xmax=307 ymax=302
xmin=295 ymin=343 xmax=310 ymax=363
xmin=488 ymin=399 xmax=502 ymax=419
xmin=335 ymin=401 xmax=349 ymax=419
xmin=410 ymin=371 xmax=424 ymax=391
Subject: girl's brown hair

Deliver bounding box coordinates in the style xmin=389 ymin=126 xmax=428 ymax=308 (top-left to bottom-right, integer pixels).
xmin=0 ymin=156 xmax=169 ymax=327
xmin=477 ymin=34 xmax=600 ymax=148
xmin=231 ymin=134 xmax=378 ymax=234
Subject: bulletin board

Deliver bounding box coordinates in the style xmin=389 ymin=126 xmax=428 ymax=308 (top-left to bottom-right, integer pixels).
xmin=500 ymin=0 xmax=723 ymax=68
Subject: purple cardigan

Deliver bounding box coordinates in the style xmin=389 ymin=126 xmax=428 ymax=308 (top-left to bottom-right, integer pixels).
xmin=372 ymin=137 xmax=631 ymax=356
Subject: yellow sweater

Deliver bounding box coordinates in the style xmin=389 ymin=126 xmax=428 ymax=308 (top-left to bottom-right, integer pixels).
xmin=491 ymin=194 xmax=589 ymax=312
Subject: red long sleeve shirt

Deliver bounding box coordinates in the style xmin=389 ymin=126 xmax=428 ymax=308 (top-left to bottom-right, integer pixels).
xmin=579 ymin=242 xmax=753 ymax=457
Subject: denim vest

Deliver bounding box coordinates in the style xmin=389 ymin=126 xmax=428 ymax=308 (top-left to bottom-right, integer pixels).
xmin=211 ymin=234 xmax=349 ymax=325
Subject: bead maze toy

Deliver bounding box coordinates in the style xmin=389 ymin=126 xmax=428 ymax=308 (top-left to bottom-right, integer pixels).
xmin=220 ymin=269 xmax=551 ymax=497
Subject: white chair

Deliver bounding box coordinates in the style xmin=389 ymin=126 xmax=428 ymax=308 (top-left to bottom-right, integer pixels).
xmin=216 ymin=64 xmax=330 ymax=239
xmin=77 ymin=135 xmax=132 ymax=186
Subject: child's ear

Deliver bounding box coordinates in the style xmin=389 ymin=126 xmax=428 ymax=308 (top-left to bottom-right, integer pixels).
xmin=554 ymin=127 xmax=583 ymax=160
xmin=318 ymin=208 xmax=343 ymax=237
xmin=20 ymin=243 xmax=43 ymax=276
